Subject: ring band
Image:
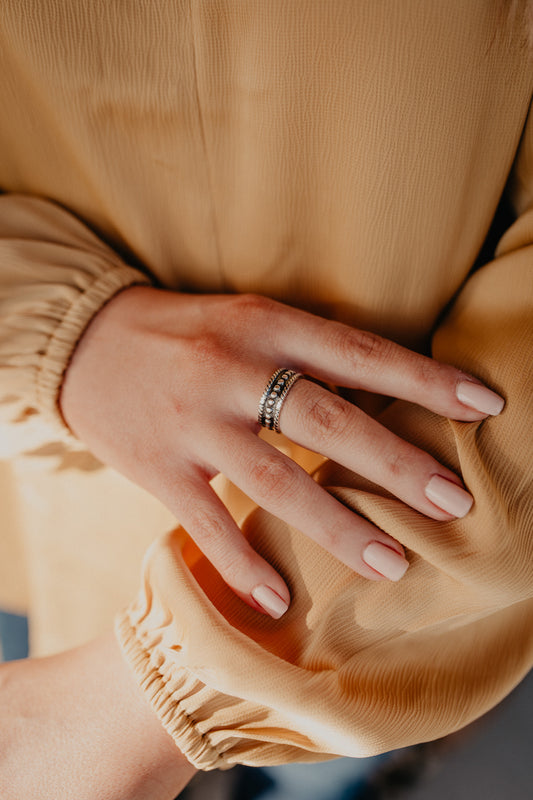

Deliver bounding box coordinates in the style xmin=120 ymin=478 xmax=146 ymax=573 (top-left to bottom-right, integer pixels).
xmin=258 ymin=368 xmax=304 ymax=433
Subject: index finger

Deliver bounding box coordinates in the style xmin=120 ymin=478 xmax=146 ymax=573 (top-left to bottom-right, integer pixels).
xmin=260 ymin=303 xmax=504 ymax=420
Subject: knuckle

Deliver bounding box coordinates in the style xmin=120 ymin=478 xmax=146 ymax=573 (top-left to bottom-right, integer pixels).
xmin=185 ymin=334 xmax=232 ymax=382
xmin=217 ymin=545 xmax=256 ymax=584
xmin=349 ymin=328 xmax=384 ymax=361
xmin=415 ymin=354 xmax=442 ymax=390
xmin=230 ymin=292 xmax=277 ymax=320
xmin=306 ymin=393 xmax=351 ymax=446
xmin=318 ymin=518 xmax=345 ymax=554
xmin=226 ymin=293 xmax=282 ymax=343
xmin=186 ymin=508 xmax=249 ymax=579
xmin=384 ymin=446 xmax=419 ymax=481
xmin=249 ymin=453 xmax=297 ymax=502
xmin=188 ymin=333 xmax=224 ymax=363
xmin=327 ymin=325 xmax=387 ymax=368
xmin=187 ymin=507 xmax=227 ymax=547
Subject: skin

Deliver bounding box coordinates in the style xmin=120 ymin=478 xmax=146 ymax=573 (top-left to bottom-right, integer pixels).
xmin=59 ymin=286 xmax=502 ymax=613
xmin=0 ymin=287 xmax=504 ymax=796
xmin=0 ymin=632 xmax=197 ymax=799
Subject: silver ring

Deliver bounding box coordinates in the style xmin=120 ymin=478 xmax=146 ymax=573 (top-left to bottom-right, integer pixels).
xmin=258 ymin=368 xmax=304 ymax=433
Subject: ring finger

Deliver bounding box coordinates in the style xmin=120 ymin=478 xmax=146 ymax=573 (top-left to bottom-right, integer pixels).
xmin=212 ymin=426 xmax=410 ymax=582
xmin=254 ymin=373 xmax=473 ymax=521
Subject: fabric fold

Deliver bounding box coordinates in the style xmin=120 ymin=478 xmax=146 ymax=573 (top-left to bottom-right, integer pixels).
xmin=0 ymin=194 xmax=151 ymax=449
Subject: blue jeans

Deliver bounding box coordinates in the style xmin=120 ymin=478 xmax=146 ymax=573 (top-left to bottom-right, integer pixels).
xmin=0 ymin=611 xmax=29 ymax=661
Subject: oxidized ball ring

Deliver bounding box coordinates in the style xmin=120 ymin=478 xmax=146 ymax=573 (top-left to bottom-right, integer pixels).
xmin=258 ymin=368 xmax=304 ymax=433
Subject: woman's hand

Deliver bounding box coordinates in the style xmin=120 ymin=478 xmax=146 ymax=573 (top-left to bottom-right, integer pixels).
xmin=0 ymin=633 xmax=196 ymax=800
xmin=60 ymin=288 xmax=504 ymax=617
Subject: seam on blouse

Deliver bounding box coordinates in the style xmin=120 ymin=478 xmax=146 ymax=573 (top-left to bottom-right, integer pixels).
xmin=189 ymin=0 xmax=225 ymax=290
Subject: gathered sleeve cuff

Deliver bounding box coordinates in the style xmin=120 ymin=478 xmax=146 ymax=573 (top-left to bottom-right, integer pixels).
xmin=0 ymin=194 xmax=151 ymax=453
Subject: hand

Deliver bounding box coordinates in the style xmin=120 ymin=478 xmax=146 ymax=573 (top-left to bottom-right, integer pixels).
xmin=60 ymin=288 xmax=504 ymax=617
xmin=0 ymin=633 xmax=196 ymax=800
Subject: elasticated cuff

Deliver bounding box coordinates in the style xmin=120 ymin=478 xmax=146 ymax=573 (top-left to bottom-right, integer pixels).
xmin=115 ymin=611 xmax=230 ymax=771
xmin=36 ymin=265 xmax=151 ymax=441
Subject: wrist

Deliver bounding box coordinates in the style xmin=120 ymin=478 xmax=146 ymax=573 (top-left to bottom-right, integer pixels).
xmin=0 ymin=632 xmax=197 ymax=800
xmin=58 ymin=284 xmax=155 ymax=436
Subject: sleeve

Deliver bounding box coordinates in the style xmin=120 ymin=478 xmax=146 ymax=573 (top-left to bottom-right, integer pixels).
xmin=0 ymin=194 xmax=151 ymax=456
xmin=115 ymin=109 xmax=533 ymax=771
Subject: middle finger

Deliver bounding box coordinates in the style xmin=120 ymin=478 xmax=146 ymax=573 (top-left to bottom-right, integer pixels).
xmin=275 ymin=378 xmax=473 ymax=521
xmin=211 ymin=425 xmax=409 ymax=581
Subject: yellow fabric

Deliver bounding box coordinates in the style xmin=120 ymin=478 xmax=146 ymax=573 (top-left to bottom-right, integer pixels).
xmin=1 ymin=0 xmax=533 ymax=769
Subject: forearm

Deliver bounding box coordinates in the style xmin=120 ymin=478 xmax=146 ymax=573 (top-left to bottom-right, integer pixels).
xmin=0 ymin=632 xmax=197 ymax=800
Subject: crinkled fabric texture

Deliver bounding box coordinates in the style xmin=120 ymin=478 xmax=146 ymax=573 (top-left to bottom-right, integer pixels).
xmin=0 ymin=0 xmax=533 ymax=769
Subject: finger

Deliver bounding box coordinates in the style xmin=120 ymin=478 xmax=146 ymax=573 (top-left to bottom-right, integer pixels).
xmin=161 ymin=471 xmax=291 ymax=619
xmin=210 ymin=427 xmax=410 ymax=582
xmin=278 ymin=378 xmax=474 ymax=521
xmin=253 ymin=300 xmax=504 ymax=420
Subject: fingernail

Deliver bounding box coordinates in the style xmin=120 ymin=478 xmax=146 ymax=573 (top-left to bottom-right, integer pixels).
xmin=251 ymin=585 xmax=289 ymax=619
xmin=456 ymin=380 xmax=504 ymax=416
xmin=425 ymin=474 xmax=473 ymax=517
xmin=362 ymin=542 xmax=409 ymax=581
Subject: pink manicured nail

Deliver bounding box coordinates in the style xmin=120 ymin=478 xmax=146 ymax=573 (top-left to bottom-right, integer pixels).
xmin=251 ymin=585 xmax=289 ymax=619
xmin=425 ymin=474 xmax=473 ymax=518
xmin=456 ymin=380 xmax=504 ymax=416
xmin=362 ymin=542 xmax=409 ymax=581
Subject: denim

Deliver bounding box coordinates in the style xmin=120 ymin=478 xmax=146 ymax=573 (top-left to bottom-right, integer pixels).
xmin=0 ymin=611 xmax=29 ymax=662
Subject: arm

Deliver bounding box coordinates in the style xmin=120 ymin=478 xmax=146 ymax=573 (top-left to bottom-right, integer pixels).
xmin=114 ymin=108 xmax=533 ymax=767
xmin=0 ymin=632 xmax=196 ymax=800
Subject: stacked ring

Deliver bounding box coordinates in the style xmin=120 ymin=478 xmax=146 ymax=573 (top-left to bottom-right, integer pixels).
xmin=258 ymin=368 xmax=304 ymax=433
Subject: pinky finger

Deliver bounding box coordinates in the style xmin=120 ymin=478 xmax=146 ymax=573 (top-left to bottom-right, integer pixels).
xmin=170 ymin=475 xmax=291 ymax=619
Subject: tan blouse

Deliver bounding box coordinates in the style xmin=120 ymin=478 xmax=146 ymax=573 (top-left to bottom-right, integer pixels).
xmin=1 ymin=0 xmax=533 ymax=770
